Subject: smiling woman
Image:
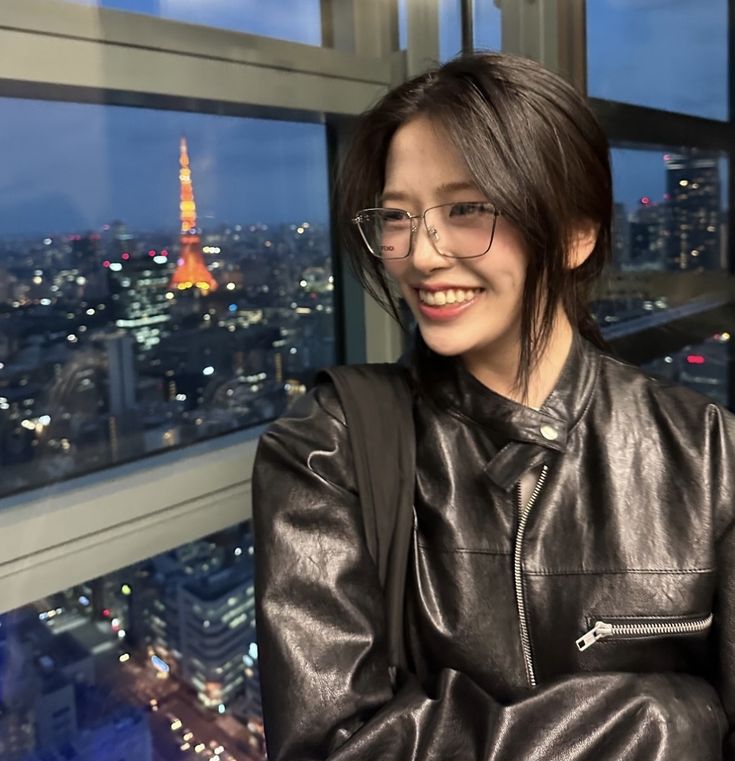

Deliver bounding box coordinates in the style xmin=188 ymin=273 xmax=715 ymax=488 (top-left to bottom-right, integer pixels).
xmin=340 ymin=54 xmax=610 ymax=403
xmin=253 ymin=51 xmax=735 ymax=761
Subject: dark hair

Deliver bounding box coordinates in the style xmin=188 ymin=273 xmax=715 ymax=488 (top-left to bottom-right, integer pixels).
xmin=337 ymin=52 xmax=612 ymax=399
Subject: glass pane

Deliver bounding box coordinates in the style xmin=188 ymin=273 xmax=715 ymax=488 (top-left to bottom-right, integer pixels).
xmin=472 ymin=0 xmax=501 ymax=51
xmin=611 ymin=147 xmax=728 ymax=272
xmin=642 ymin=334 xmax=733 ymax=409
xmin=0 ymin=99 xmax=334 ymax=498
xmin=440 ymin=0 xmax=462 ymax=61
xmin=587 ymin=0 xmax=728 ymax=121
xmin=56 ymin=0 xmax=323 ymax=45
xmin=0 ymin=523 xmax=266 ymax=760
xmin=398 ymin=0 xmax=407 ymax=49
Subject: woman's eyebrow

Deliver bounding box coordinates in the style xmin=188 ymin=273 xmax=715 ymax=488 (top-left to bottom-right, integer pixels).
xmin=379 ymin=181 xmax=478 ymax=206
xmin=378 ymin=190 xmax=412 ymax=206
xmin=435 ymin=181 xmax=478 ymax=195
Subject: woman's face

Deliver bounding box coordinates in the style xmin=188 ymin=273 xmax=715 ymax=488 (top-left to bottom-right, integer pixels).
xmin=381 ymin=117 xmax=530 ymax=362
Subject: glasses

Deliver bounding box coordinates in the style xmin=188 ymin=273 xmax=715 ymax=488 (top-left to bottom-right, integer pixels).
xmin=352 ymin=201 xmax=500 ymax=260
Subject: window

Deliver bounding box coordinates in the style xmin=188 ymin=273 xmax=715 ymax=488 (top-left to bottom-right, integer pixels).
xmin=594 ymin=146 xmax=728 ymax=337
xmin=587 ymin=0 xmax=728 ymax=121
xmin=610 ymin=146 xmax=728 ymax=273
xmin=398 ymin=0 xmax=464 ymax=61
xmin=472 ymin=0 xmax=501 ymax=52
xmin=55 ymin=0 xmax=324 ymax=45
xmin=0 ymin=98 xmax=334 ymax=498
xmin=397 ymin=0 xmax=500 ymax=59
xmin=440 ymin=0 xmax=462 ymax=61
xmin=0 ymin=522 xmax=265 ymax=761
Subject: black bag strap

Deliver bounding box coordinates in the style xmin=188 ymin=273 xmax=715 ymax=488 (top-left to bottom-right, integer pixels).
xmin=317 ymin=363 xmax=416 ymax=683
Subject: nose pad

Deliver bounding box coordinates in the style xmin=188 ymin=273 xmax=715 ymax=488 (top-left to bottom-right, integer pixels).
xmin=427 ymin=225 xmax=440 ymax=242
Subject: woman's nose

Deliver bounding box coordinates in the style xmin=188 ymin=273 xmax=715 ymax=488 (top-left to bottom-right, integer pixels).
xmin=410 ymin=220 xmax=452 ymax=273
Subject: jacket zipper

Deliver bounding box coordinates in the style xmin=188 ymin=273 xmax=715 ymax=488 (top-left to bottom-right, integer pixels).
xmin=513 ymin=465 xmax=549 ymax=689
xmin=576 ymin=613 xmax=713 ymax=652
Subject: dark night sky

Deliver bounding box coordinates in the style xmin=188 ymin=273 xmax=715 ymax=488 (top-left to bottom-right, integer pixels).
xmin=0 ymin=0 xmax=728 ymax=237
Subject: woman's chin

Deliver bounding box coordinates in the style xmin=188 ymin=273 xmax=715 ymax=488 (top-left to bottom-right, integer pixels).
xmin=418 ymin=328 xmax=471 ymax=358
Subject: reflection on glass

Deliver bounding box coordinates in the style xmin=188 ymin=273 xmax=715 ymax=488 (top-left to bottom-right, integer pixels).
xmin=56 ymin=0 xmax=323 ymax=45
xmin=472 ymin=0 xmax=501 ymax=52
xmin=0 ymin=523 xmax=265 ymax=760
xmin=0 ymin=99 xmax=334 ymax=498
xmin=610 ymin=147 xmax=728 ymax=272
xmin=642 ymin=333 xmax=732 ymax=409
xmin=587 ymin=0 xmax=727 ymax=121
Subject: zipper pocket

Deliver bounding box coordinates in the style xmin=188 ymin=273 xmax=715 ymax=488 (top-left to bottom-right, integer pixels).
xmin=576 ymin=613 xmax=713 ymax=652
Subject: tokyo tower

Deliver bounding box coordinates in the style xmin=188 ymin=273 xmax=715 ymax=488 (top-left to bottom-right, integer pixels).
xmin=169 ymin=136 xmax=217 ymax=292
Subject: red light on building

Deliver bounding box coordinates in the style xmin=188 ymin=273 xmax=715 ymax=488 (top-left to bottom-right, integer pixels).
xmin=103 ymin=260 xmax=111 ymax=268
xmin=686 ymin=355 xmax=705 ymax=365
xmin=640 ymin=196 xmax=651 ymax=206
xmin=102 ymin=608 xmax=111 ymax=618
xmin=121 ymin=252 xmax=130 ymax=260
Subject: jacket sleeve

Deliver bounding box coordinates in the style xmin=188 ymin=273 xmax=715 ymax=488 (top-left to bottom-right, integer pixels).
xmin=712 ymin=404 xmax=735 ymax=760
xmin=253 ymin=384 xmax=727 ymax=761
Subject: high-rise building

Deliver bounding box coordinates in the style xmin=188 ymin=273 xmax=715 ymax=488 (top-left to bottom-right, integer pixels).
xmin=109 ymin=256 xmax=173 ymax=350
xmin=629 ymin=198 xmax=668 ymax=270
xmin=664 ymin=152 xmax=721 ymax=270
xmin=169 ymin=137 xmax=218 ymax=293
xmin=134 ymin=542 xmax=226 ymax=673
xmin=104 ymin=331 xmax=136 ymax=417
xmin=179 ymin=564 xmax=255 ymax=710
xmin=133 ymin=540 xmax=253 ymax=711
xmin=612 ymin=202 xmax=630 ymax=265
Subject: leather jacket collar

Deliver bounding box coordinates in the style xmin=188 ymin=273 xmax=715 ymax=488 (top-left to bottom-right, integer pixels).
xmin=422 ymin=333 xmax=601 ymax=492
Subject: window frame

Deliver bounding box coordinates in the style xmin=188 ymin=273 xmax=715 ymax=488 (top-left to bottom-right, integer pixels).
xmin=0 ymin=0 xmax=408 ymax=611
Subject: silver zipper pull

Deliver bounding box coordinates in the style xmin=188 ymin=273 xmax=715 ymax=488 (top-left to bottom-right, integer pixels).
xmin=576 ymin=621 xmax=614 ymax=652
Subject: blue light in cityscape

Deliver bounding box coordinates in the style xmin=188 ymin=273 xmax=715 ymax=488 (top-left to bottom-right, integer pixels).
xmin=151 ymin=654 xmax=170 ymax=673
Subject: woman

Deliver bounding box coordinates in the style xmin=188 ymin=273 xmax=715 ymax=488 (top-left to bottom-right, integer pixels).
xmin=253 ymin=53 xmax=735 ymax=760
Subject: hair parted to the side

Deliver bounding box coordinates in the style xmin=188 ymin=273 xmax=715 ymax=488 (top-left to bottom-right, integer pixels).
xmin=337 ymin=52 xmax=612 ymax=398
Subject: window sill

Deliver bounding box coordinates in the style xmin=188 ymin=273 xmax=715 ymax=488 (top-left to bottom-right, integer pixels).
xmin=0 ymin=427 xmax=262 ymax=613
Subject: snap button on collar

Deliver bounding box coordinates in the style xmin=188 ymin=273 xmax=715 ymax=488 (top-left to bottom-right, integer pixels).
xmin=539 ymin=424 xmax=558 ymax=441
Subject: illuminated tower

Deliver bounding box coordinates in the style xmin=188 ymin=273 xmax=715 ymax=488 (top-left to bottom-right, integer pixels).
xmin=169 ymin=137 xmax=217 ymax=292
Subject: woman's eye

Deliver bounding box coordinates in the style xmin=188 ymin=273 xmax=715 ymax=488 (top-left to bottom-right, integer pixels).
xmin=449 ymin=203 xmax=486 ymax=217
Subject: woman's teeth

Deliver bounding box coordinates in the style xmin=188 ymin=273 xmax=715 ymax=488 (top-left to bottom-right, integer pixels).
xmin=417 ymin=288 xmax=483 ymax=307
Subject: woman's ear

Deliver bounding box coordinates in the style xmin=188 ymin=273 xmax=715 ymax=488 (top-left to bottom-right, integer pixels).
xmin=567 ymin=222 xmax=599 ymax=269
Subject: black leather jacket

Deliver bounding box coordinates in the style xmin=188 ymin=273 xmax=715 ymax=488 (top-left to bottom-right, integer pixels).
xmin=253 ymin=336 xmax=735 ymax=760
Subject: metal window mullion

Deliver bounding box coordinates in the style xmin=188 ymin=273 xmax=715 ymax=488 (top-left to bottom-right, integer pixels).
xmin=461 ymin=0 xmax=474 ymax=56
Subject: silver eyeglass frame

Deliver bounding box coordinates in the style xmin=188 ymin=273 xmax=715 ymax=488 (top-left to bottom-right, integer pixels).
xmin=351 ymin=202 xmax=500 ymax=260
